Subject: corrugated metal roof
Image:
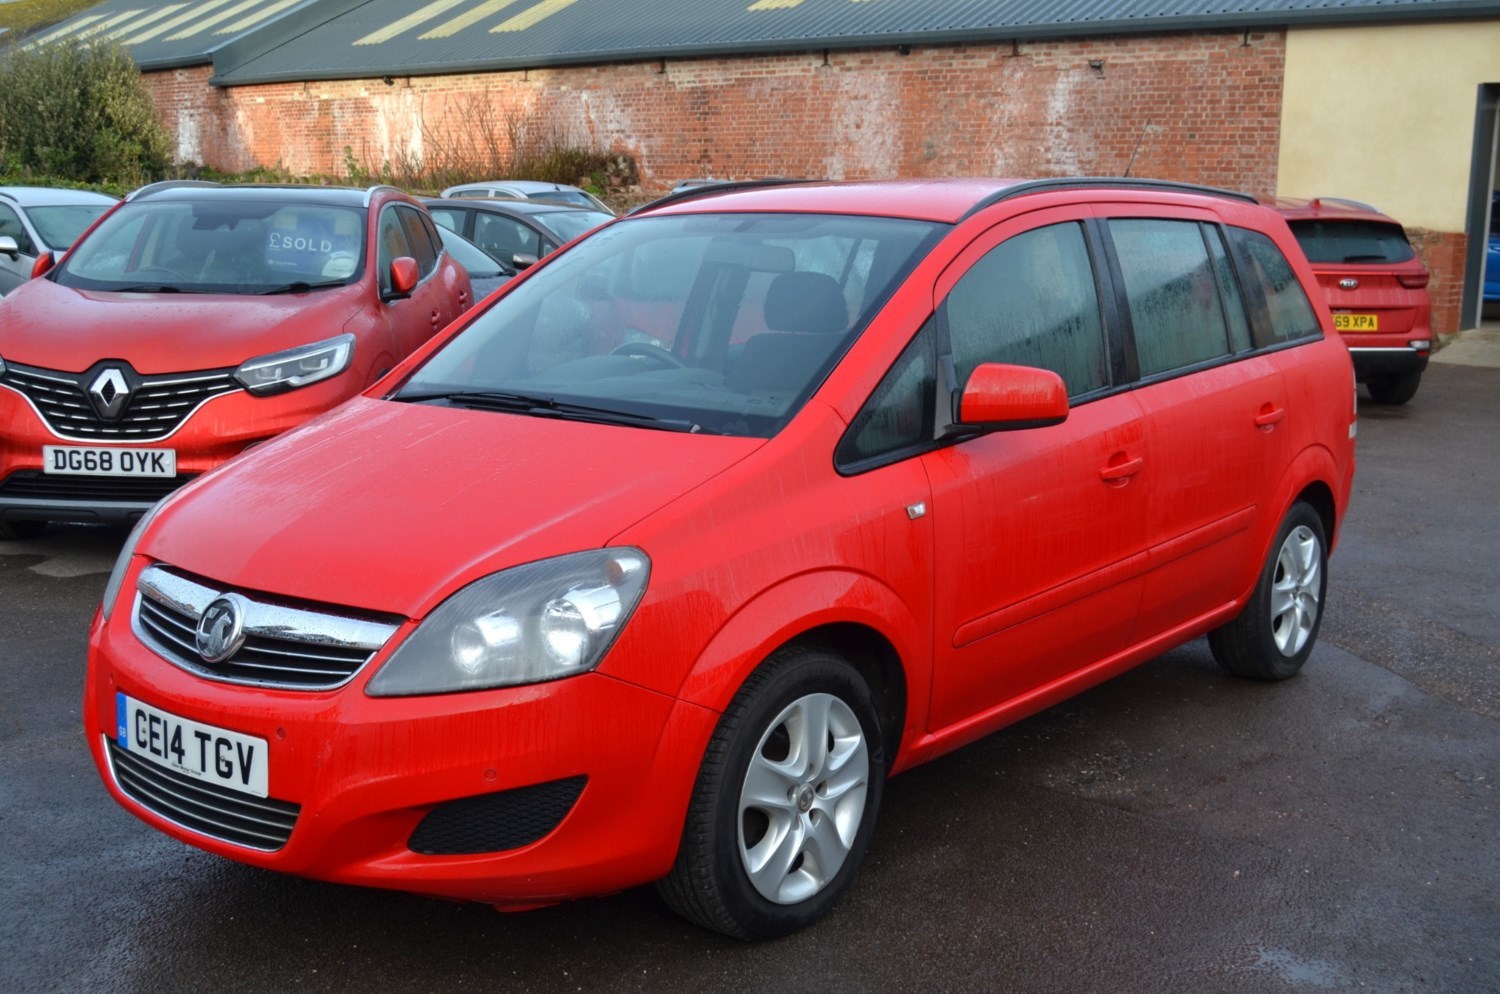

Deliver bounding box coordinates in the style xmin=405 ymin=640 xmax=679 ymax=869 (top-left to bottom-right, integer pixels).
xmin=25 ymin=0 xmax=1500 ymax=82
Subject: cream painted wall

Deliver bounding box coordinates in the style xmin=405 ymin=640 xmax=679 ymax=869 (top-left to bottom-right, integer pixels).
xmin=1278 ymin=22 xmax=1500 ymax=231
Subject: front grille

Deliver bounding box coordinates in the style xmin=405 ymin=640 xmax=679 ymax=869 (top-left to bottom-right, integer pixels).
xmin=0 ymin=470 xmax=195 ymax=503
xmin=106 ymin=738 xmax=299 ymax=851
xmin=408 ymin=777 xmax=587 ymax=855
xmin=1 ymin=361 xmax=240 ymax=441
xmin=133 ymin=565 xmax=402 ymax=691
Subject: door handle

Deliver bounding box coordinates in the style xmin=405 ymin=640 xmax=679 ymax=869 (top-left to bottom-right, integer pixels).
xmin=1254 ymin=405 xmax=1285 ymax=430
xmin=1100 ymin=456 xmax=1144 ymax=484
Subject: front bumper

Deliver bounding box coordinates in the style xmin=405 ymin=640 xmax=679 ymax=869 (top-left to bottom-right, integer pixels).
xmin=0 ymin=375 xmax=353 ymax=527
xmin=83 ymin=576 xmax=718 ymax=904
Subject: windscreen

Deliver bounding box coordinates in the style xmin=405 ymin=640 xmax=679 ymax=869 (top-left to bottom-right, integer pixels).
xmin=28 ymin=204 xmax=112 ymax=249
xmin=525 ymin=189 xmax=597 ymax=208
xmin=531 ymin=209 xmax=612 ymax=244
xmin=400 ymin=212 xmax=944 ymax=437
xmin=54 ymin=199 xmax=367 ymax=293
xmin=1287 ymin=219 xmax=1415 ymax=264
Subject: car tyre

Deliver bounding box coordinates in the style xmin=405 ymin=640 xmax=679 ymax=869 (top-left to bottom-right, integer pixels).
xmin=0 ymin=519 xmax=46 ymax=541
xmin=657 ymin=645 xmax=885 ymax=939
xmin=1208 ymin=502 xmax=1328 ymax=680
xmin=1366 ymin=371 xmax=1421 ymax=405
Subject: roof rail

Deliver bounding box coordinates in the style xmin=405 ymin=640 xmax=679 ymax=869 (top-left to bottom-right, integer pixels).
xmin=363 ymin=184 xmax=405 ymax=207
xmin=959 ymin=177 xmax=1259 ymax=222
xmin=0 ymin=190 xmax=17 ymax=203
xmin=125 ymin=179 xmax=222 ymax=202
xmin=629 ymin=178 xmax=815 ymax=215
xmin=1309 ymin=196 xmax=1380 ymax=213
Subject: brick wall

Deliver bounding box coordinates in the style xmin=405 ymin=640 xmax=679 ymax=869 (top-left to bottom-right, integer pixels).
xmin=1407 ymin=228 xmax=1467 ymax=339
xmin=139 ymin=31 xmax=1476 ymax=334
xmin=142 ymin=30 xmax=1288 ymax=195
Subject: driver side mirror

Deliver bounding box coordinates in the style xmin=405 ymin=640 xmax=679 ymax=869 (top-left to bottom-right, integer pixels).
xmin=953 ymin=362 xmax=1069 ymax=432
xmin=0 ymin=236 xmax=18 ymax=260
xmin=384 ymin=256 xmax=420 ymax=300
xmin=30 ymin=251 xmax=55 ymax=279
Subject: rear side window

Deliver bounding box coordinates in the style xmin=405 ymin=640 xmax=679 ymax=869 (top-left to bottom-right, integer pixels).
xmin=944 ymin=222 xmax=1108 ymax=397
xmin=1110 ymin=219 xmax=1234 ymax=376
xmin=1230 ymin=228 xmax=1322 ymax=344
xmin=1287 ymin=219 xmax=1415 ymax=264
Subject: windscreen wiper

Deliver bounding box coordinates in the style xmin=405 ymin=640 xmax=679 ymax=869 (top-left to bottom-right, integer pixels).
xmin=111 ymin=284 xmax=203 ymax=294
xmin=396 ymin=388 xmax=701 ymax=432
xmin=256 ymin=279 xmax=349 ymax=295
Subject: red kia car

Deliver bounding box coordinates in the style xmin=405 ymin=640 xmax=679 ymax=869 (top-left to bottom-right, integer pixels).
xmin=0 ymin=183 xmax=472 ymax=539
xmin=1271 ymin=196 xmax=1432 ymax=404
xmin=84 ymin=178 xmax=1356 ymax=938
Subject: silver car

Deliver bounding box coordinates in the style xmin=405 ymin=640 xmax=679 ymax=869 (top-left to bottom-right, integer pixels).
xmin=439 ymin=179 xmax=613 ymax=214
xmin=0 ymin=187 xmax=118 ymax=295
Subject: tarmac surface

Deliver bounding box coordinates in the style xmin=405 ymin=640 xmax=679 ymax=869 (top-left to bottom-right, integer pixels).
xmin=2 ymin=348 xmax=1497 ymax=993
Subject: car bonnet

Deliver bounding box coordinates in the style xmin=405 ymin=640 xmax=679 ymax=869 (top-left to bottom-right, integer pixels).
xmin=139 ymin=396 xmax=764 ymax=619
xmin=0 ymin=277 xmax=367 ymax=373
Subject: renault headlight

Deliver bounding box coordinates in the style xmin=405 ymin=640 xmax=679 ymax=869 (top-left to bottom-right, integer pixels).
xmin=234 ymin=333 xmax=354 ymax=396
xmin=366 ymin=549 xmax=649 ymax=696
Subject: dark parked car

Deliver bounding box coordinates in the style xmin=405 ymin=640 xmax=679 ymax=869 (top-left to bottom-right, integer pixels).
xmin=421 ymin=197 xmax=612 ymax=272
xmin=433 ymin=224 xmax=514 ymax=300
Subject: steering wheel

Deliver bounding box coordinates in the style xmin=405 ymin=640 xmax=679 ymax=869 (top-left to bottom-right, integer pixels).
xmin=611 ymin=341 xmax=685 ymax=369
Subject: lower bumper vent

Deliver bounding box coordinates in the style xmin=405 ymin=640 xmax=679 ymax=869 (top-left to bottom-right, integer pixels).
xmin=408 ymin=776 xmax=586 ymax=855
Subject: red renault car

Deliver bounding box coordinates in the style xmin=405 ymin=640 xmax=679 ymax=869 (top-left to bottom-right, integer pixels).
xmin=0 ymin=183 xmax=471 ymax=539
xmin=84 ymin=178 xmax=1356 ymax=939
xmin=1271 ymin=196 xmax=1432 ymax=404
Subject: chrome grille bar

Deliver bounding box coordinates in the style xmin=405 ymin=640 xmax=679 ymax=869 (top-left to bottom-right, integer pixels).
xmin=132 ymin=565 xmax=402 ymax=691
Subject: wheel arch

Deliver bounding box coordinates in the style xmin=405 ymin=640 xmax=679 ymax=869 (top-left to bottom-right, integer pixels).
xmin=671 ymin=569 xmax=925 ymax=771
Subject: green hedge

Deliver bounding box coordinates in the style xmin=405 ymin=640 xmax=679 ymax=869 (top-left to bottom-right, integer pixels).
xmin=0 ymin=40 xmax=171 ymax=185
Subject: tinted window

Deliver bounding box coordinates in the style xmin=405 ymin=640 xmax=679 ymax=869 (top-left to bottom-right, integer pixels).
xmin=428 ymin=207 xmax=466 ymax=234
xmin=473 ymin=213 xmax=543 ymax=260
xmin=398 ymin=206 xmax=438 ymax=274
xmin=531 ymin=210 xmax=613 ymax=247
xmin=1287 ymin=219 xmax=1415 ymax=264
xmin=836 ymin=320 xmax=937 ymax=468
xmin=1206 ymin=225 xmax=1253 ymax=352
xmin=1111 ymin=219 xmax=1232 ymax=376
xmin=945 ymin=222 xmax=1107 ymax=397
xmin=377 ymin=208 xmax=412 ymax=291
xmin=1231 ymin=228 xmax=1322 ymax=344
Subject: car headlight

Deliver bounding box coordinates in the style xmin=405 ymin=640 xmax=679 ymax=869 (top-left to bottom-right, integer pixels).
xmin=234 ymin=333 xmax=354 ymax=396
xmin=366 ymin=548 xmax=650 ymax=696
xmin=101 ymin=501 xmax=164 ymax=622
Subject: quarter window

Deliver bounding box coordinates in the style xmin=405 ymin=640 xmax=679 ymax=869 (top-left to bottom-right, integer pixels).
xmin=1110 ymin=219 xmax=1233 ymax=376
xmin=1231 ymin=227 xmax=1322 ymax=344
xmin=944 ymin=222 xmax=1108 ymax=397
xmin=836 ymin=320 xmax=937 ymax=469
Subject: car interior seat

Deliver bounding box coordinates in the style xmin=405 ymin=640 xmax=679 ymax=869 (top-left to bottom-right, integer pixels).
xmin=727 ymin=271 xmax=850 ymax=396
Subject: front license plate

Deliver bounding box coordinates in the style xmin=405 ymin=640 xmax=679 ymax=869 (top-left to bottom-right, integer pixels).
xmin=1333 ymin=313 xmax=1379 ymax=332
xmin=43 ymin=445 xmax=175 ymax=477
xmin=116 ymin=693 xmax=268 ymax=797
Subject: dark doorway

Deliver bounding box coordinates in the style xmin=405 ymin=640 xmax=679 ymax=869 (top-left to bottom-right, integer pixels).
xmin=1461 ymin=83 xmax=1498 ymax=328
